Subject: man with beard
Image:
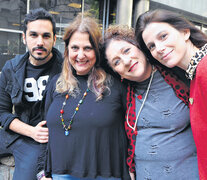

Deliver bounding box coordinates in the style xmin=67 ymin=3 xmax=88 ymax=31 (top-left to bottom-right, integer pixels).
xmin=0 ymin=8 xmax=63 ymax=180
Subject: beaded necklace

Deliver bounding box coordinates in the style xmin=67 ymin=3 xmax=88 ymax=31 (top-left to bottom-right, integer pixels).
xmin=60 ymin=88 xmax=90 ymax=136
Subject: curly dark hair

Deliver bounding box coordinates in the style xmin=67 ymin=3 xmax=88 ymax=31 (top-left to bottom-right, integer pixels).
xmin=102 ymin=24 xmax=138 ymax=49
xmin=23 ymin=8 xmax=56 ymax=36
xmin=100 ymin=24 xmax=142 ymax=82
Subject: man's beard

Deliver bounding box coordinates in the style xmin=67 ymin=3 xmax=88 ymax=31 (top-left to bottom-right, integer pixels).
xmin=30 ymin=46 xmax=52 ymax=61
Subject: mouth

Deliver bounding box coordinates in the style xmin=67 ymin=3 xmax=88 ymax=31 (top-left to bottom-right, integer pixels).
xmin=128 ymin=62 xmax=138 ymax=72
xmin=76 ymin=59 xmax=89 ymax=65
xmin=161 ymin=50 xmax=173 ymax=60
xmin=33 ymin=47 xmax=47 ymax=54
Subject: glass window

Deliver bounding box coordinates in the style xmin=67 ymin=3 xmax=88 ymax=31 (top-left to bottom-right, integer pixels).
xmin=0 ymin=31 xmax=25 ymax=69
xmin=0 ymin=0 xmax=26 ymax=30
xmin=0 ymin=0 xmax=116 ymax=70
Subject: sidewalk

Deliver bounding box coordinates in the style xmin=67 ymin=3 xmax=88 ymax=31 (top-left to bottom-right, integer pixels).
xmin=0 ymin=156 xmax=14 ymax=180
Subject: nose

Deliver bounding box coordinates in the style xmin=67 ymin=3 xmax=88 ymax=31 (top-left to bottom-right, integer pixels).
xmin=156 ymin=43 xmax=165 ymax=53
xmin=37 ymin=36 xmax=44 ymax=46
xmin=122 ymin=56 xmax=131 ymax=65
xmin=77 ymin=49 xmax=85 ymax=60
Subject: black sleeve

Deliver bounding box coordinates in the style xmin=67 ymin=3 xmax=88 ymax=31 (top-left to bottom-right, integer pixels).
xmin=36 ymin=75 xmax=58 ymax=177
xmin=0 ymin=62 xmax=19 ymax=130
xmin=121 ymin=82 xmax=127 ymax=112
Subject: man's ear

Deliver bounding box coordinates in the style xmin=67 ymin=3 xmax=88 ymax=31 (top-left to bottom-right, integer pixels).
xmin=53 ymin=34 xmax=57 ymax=46
xmin=22 ymin=33 xmax=26 ymax=45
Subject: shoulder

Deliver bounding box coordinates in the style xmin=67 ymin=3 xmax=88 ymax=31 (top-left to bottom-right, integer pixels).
xmin=196 ymin=55 xmax=207 ymax=77
xmin=47 ymin=74 xmax=60 ymax=89
xmin=110 ymin=76 xmax=126 ymax=90
xmin=1 ymin=53 xmax=28 ymax=78
xmin=52 ymin=73 xmax=60 ymax=82
xmin=107 ymin=76 xmax=127 ymax=100
xmin=198 ymin=55 xmax=207 ymax=67
xmin=2 ymin=52 xmax=29 ymax=71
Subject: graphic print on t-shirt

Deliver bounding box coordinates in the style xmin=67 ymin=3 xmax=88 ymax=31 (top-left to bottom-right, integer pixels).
xmin=24 ymin=75 xmax=49 ymax=102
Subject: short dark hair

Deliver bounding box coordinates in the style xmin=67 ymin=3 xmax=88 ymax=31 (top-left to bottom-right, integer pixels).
xmin=100 ymin=25 xmax=139 ymax=79
xmin=23 ymin=8 xmax=56 ymax=35
xmin=103 ymin=24 xmax=138 ymax=49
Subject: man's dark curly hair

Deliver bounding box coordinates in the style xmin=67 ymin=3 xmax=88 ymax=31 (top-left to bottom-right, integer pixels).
xmin=23 ymin=8 xmax=56 ymax=36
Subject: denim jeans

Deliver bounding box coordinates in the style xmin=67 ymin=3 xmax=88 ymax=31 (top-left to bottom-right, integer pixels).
xmin=52 ymin=174 xmax=122 ymax=180
xmin=0 ymin=137 xmax=42 ymax=180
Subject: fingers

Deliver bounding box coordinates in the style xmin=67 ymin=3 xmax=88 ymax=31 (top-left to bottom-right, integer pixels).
xmin=37 ymin=136 xmax=48 ymax=143
xmin=33 ymin=121 xmax=49 ymax=143
xmin=38 ymin=120 xmax=47 ymax=127
xmin=37 ymin=121 xmax=49 ymax=132
xmin=35 ymin=130 xmax=49 ymax=143
xmin=35 ymin=133 xmax=49 ymax=143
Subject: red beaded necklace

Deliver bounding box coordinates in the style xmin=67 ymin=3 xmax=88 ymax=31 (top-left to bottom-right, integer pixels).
xmin=60 ymin=88 xmax=90 ymax=136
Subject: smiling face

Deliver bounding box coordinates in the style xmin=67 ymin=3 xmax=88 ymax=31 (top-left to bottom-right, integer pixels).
xmin=105 ymin=39 xmax=152 ymax=82
xmin=142 ymin=22 xmax=190 ymax=69
xmin=23 ymin=19 xmax=56 ymax=66
xmin=68 ymin=31 xmax=96 ymax=75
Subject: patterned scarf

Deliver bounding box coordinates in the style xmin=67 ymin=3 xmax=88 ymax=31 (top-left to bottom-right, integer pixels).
xmin=186 ymin=43 xmax=207 ymax=80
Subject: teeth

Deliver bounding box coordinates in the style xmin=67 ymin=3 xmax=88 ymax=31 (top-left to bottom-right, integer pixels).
xmin=76 ymin=60 xmax=87 ymax=64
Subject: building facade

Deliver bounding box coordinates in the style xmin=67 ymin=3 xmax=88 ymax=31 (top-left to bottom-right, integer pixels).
xmin=0 ymin=0 xmax=206 ymax=70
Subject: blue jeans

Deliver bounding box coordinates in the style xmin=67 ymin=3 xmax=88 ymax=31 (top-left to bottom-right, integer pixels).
xmin=52 ymin=174 xmax=121 ymax=180
xmin=0 ymin=137 xmax=43 ymax=180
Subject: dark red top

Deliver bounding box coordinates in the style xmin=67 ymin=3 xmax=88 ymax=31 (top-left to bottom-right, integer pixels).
xmin=189 ymin=55 xmax=207 ymax=180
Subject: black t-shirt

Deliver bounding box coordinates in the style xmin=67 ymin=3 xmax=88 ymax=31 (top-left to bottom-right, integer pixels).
xmin=23 ymin=56 xmax=55 ymax=126
xmin=44 ymin=75 xmax=130 ymax=179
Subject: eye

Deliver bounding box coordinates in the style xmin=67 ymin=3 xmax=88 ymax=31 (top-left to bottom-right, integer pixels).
xmin=43 ymin=33 xmax=51 ymax=39
xmin=114 ymin=59 xmax=121 ymax=66
xmin=148 ymin=44 xmax=155 ymax=51
xmin=29 ymin=32 xmax=37 ymax=37
xmin=160 ymin=33 xmax=167 ymax=40
xmin=123 ymin=48 xmax=130 ymax=54
xmin=71 ymin=45 xmax=79 ymax=51
xmin=84 ymin=46 xmax=93 ymax=51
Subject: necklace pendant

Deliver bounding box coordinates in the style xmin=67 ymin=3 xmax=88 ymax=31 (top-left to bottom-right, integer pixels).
xmin=61 ymin=88 xmax=90 ymax=136
xmin=65 ymin=130 xmax=69 ymax=136
xmin=137 ymin=95 xmax=142 ymax=100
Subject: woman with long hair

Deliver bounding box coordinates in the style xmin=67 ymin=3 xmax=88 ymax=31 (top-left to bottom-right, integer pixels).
xmin=39 ymin=14 xmax=130 ymax=180
xmin=135 ymin=9 xmax=207 ymax=179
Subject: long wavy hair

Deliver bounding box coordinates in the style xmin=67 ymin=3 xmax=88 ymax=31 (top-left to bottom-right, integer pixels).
xmin=135 ymin=9 xmax=207 ymax=65
xmin=56 ymin=14 xmax=110 ymax=100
